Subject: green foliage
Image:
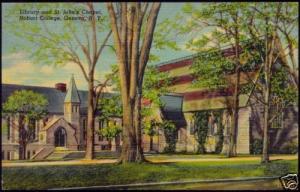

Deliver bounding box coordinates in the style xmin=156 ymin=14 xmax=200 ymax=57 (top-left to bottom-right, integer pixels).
xmin=96 ymin=95 xmax=122 ymax=140
xmin=250 ymin=139 xmax=263 ymax=155
xmin=214 ymin=111 xmax=224 ymax=154
xmin=160 ymin=120 xmax=177 ymax=153
xmin=192 ymin=51 xmax=234 ymax=89
xmin=142 ymin=65 xmax=172 ymax=107
xmin=3 ymin=90 xmax=48 ymax=121
xmin=153 ymin=18 xmax=180 ymax=52
xmin=143 ymin=119 xmax=159 ymax=137
xmin=97 ymin=95 xmax=122 ymax=121
xmin=193 ymin=111 xmax=210 ymax=154
xmin=3 ymin=90 xmax=48 ymax=144
xmin=107 ymin=64 xmax=172 ymax=120
xmin=2 ymin=159 xmax=297 ymax=190
xmin=99 ymin=123 xmax=122 ymax=141
xmin=270 ymin=67 xmax=298 ymax=106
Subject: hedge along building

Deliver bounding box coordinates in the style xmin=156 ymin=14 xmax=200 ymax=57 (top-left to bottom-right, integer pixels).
xmin=154 ymin=48 xmax=298 ymax=154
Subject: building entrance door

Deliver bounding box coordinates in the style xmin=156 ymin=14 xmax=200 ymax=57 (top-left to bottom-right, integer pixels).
xmin=54 ymin=127 xmax=66 ymax=147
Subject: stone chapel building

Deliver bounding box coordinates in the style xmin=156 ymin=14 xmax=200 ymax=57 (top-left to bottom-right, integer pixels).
xmin=2 ymin=76 xmax=122 ymax=160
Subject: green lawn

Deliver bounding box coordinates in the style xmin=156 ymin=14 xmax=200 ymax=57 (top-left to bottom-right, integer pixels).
xmin=2 ymin=159 xmax=298 ymax=190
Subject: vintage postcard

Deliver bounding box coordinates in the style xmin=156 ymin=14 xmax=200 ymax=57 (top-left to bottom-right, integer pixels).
xmin=1 ymin=2 xmax=298 ymax=190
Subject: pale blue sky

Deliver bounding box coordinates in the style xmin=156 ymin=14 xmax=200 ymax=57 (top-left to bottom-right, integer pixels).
xmin=2 ymin=3 xmax=200 ymax=90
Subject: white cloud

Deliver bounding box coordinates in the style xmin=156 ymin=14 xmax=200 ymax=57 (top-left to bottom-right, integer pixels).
xmin=2 ymin=52 xmax=27 ymax=60
xmin=2 ymin=55 xmax=117 ymax=92
xmin=2 ymin=57 xmax=89 ymax=90
xmin=40 ymin=65 xmax=54 ymax=75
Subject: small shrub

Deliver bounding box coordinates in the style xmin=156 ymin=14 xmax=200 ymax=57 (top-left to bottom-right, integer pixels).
xmin=194 ymin=111 xmax=210 ymax=154
xmin=161 ymin=120 xmax=177 ymax=153
xmin=250 ymin=139 xmax=263 ymax=154
xmin=264 ymin=162 xmax=290 ymax=176
xmin=280 ymin=141 xmax=298 ymax=154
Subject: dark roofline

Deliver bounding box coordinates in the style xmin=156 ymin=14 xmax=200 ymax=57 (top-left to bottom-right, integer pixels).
xmin=163 ymin=93 xmax=184 ymax=97
xmin=155 ymin=53 xmax=197 ymax=68
xmin=3 ymin=83 xmax=58 ymax=89
xmin=2 ymin=83 xmax=89 ymax=92
xmin=154 ymin=38 xmax=263 ymax=68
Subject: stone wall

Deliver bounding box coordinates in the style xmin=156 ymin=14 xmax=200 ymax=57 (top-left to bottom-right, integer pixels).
xmin=236 ymin=107 xmax=251 ymax=154
xmin=250 ymin=99 xmax=298 ymax=153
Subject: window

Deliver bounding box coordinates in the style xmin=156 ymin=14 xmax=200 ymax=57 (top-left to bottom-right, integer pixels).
xmin=7 ymin=151 xmax=10 ymax=160
xmin=33 ymin=150 xmax=36 ymax=156
xmin=27 ymin=151 xmax=30 ymax=159
xmin=190 ymin=119 xmax=195 ymax=135
xmin=29 ymin=119 xmax=36 ymax=140
xmin=270 ymin=104 xmax=284 ymax=129
xmin=207 ymin=116 xmax=214 ymax=136
xmin=271 ymin=112 xmax=283 ymax=129
xmin=36 ymin=120 xmax=39 ymax=141
xmin=224 ymin=113 xmax=231 ymax=135
xmin=207 ymin=114 xmax=218 ymax=136
xmin=83 ymin=119 xmax=87 ymax=140
xmin=7 ymin=117 xmax=10 ymax=140
xmin=2 ymin=151 xmax=4 ymax=160
xmin=73 ymin=106 xmax=78 ymax=113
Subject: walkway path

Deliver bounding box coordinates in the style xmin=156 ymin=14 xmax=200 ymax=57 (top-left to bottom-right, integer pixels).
xmin=2 ymin=159 xmax=117 ymax=167
xmin=148 ymin=155 xmax=298 ymax=163
xmin=2 ymin=155 xmax=297 ymax=167
xmin=50 ymin=176 xmax=282 ymax=190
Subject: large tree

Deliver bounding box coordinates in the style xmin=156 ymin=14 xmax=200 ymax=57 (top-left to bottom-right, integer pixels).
xmin=3 ymin=90 xmax=48 ymax=160
xmin=5 ymin=3 xmax=112 ymax=159
xmin=175 ymin=3 xmax=253 ymax=157
xmin=97 ymin=64 xmax=172 ymax=159
xmin=243 ymin=2 xmax=298 ymax=163
xmin=106 ymin=3 xmax=161 ymax=163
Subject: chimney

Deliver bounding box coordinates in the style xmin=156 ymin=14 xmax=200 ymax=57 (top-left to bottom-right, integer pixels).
xmin=55 ymin=83 xmax=67 ymax=92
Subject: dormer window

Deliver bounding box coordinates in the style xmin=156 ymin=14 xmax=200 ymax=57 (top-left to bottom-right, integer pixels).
xmin=7 ymin=117 xmax=10 ymax=140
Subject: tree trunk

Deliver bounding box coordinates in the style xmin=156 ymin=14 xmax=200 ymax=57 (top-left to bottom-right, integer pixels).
xmin=119 ymin=89 xmax=144 ymax=163
xmin=119 ymin=101 xmax=138 ymax=162
xmin=18 ymin=114 xmax=26 ymax=160
xmin=134 ymin=87 xmax=145 ymax=162
xmin=227 ymin=68 xmax=240 ymax=157
xmin=227 ymin=31 xmax=241 ymax=158
xmin=262 ymin=81 xmax=270 ymax=163
xmin=108 ymin=139 xmax=112 ymax=150
xmin=85 ymin=81 xmax=95 ymax=160
xmin=262 ymin=46 xmax=272 ymax=163
xmin=106 ymin=2 xmax=160 ymax=163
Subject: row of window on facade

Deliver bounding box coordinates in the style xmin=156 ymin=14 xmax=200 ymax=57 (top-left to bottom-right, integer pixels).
xmin=4 ymin=117 xmax=40 ymax=141
xmin=2 ymin=150 xmax=35 ymax=160
xmin=64 ymin=105 xmax=80 ymax=113
xmin=189 ymin=110 xmax=284 ymax=136
xmin=4 ymin=109 xmax=284 ymax=142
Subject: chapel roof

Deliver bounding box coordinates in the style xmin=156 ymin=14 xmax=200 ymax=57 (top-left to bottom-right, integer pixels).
xmin=1 ymin=83 xmax=114 ymax=114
